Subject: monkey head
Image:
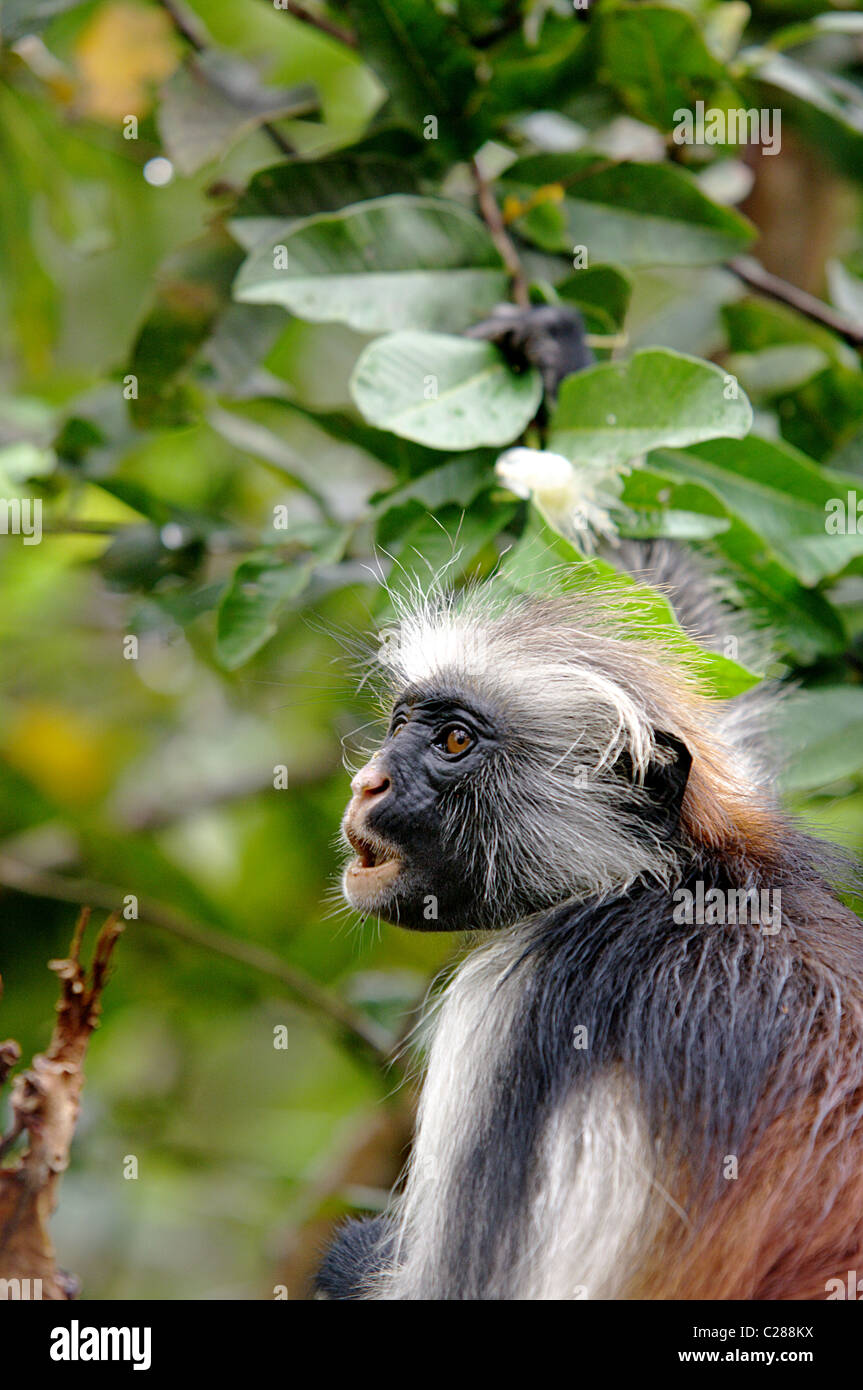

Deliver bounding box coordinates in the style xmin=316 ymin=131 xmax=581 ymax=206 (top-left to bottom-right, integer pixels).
xmin=340 ymin=587 xmax=709 ymax=933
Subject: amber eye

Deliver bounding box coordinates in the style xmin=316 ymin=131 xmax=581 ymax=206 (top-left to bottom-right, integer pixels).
xmin=442 ymin=726 xmax=473 ymax=757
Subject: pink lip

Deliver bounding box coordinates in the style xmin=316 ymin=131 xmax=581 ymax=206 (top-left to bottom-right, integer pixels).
xmin=344 ymin=856 xmax=402 ymax=886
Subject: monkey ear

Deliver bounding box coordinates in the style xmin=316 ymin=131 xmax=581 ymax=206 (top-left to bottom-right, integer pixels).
xmin=641 ymin=731 xmax=692 ymax=835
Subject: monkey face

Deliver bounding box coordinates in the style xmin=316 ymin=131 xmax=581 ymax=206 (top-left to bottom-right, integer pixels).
xmin=339 ymin=623 xmax=696 ymax=931
xmin=341 ymin=690 xmax=501 ymax=931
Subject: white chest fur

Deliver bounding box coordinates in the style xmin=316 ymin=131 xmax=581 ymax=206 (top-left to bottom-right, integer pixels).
xmin=377 ymin=936 xmax=663 ymax=1300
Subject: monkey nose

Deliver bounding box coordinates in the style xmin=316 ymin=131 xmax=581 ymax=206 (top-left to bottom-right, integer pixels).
xmin=350 ymin=762 xmax=391 ymax=799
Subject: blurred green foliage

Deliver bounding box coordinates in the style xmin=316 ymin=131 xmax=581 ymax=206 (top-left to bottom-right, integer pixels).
xmin=1 ymin=0 xmax=863 ymax=1299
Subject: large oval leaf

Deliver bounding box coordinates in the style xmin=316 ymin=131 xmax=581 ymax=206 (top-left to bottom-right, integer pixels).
xmin=557 ymin=265 xmax=633 ymax=335
xmin=215 ymin=525 xmax=348 ymax=669
xmin=743 ymin=51 xmax=863 ymax=183
xmin=229 ymin=137 xmax=421 ymax=251
xmin=653 ymin=436 xmax=863 ymax=585
xmin=216 ymin=554 xmax=316 ymax=669
xmin=777 ymin=687 xmax=863 ymax=792
xmin=598 ymin=4 xmax=733 ymax=132
xmin=351 ymin=331 xmax=542 ymax=449
xmin=344 ymin=0 xmax=483 ymax=156
xmin=548 ymin=348 xmax=752 ymax=466
xmin=500 ymin=155 xmax=754 ymax=266
xmin=233 ymin=196 xmax=509 ymax=334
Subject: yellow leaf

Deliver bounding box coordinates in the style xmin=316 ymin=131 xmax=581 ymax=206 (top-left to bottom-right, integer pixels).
xmin=501 ymin=194 xmax=526 ymax=224
xmin=502 ymin=184 xmax=565 ymax=225
xmin=535 ymin=182 xmax=565 ymax=205
xmin=75 ymin=1 xmax=180 ymax=123
xmin=3 ymin=702 xmax=111 ymax=805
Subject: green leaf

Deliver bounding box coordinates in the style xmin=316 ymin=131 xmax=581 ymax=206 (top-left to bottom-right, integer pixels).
xmin=742 ymin=52 xmax=863 ymax=181
xmin=778 ymin=365 xmax=863 ymax=464
xmin=480 ymin=17 xmax=590 ymax=119
xmin=232 ymin=196 xmax=509 ymax=333
xmin=723 ymin=295 xmax=852 ymax=364
xmin=500 ymin=155 xmax=754 ymax=266
xmin=828 ymin=260 xmax=863 ymax=329
xmin=158 ymin=52 xmax=316 ymax=175
xmin=128 ymin=230 xmax=243 ymax=429
xmin=636 ymin=454 xmax=846 ymax=662
xmin=654 ymin=437 xmax=863 ymax=584
xmin=713 ymin=523 xmax=845 ymax=663
xmin=829 ymin=423 xmax=863 ymax=473
xmin=370 ymin=453 xmax=496 ymax=516
xmin=617 ymin=469 xmax=731 ymax=540
xmin=703 ymin=2 xmax=751 ymax=63
xmin=350 ymin=331 xmax=542 ymax=449
xmin=725 ymin=345 xmax=829 ymax=398
xmin=500 ymin=507 xmax=759 ymax=700
xmin=381 ymin=495 xmax=518 ymax=594
xmin=231 ymin=145 xmax=419 ymax=225
xmin=557 ymin=264 xmax=633 ymax=334
xmin=343 ymin=0 xmax=480 ymax=154
xmin=216 ymin=554 xmax=315 ymax=669
xmin=206 ymin=403 xmax=327 ymax=493
xmin=776 ymin=687 xmax=863 ymax=792
xmin=264 ymin=400 xmax=445 ymax=476
xmin=216 ymin=528 xmax=348 ymax=669
xmin=598 ymin=3 xmax=734 ymax=133
xmin=0 ymin=0 xmax=87 ymax=40
xmin=765 ymin=12 xmax=863 ymax=53
xmin=548 ymin=348 xmax=752 ymax=467
xmin=721 ymin=303 xmax=863 ymax=456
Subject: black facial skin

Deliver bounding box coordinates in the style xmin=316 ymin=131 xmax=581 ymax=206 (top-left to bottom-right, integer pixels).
xmin=345 ymin=688 xmax=501 ymax=932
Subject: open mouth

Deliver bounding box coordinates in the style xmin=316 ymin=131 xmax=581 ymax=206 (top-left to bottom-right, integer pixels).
xmin=343 ymin=825 xmax=402 ymax=888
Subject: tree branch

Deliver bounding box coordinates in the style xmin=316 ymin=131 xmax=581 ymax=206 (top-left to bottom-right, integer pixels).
xmin=471 ymin=157 xmax=530 ymax=309
xmin=0 ymin=909 xmax=123 ymax=1300
xmin=157 ymin=0 xmax=206 ymax=50
xmin=0 ymin=856 xmax=395 ymax=1074
xmin=727 ymin=255 xmax=863 ymax=351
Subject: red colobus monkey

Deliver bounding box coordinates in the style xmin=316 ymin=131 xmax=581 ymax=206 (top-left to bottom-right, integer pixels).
xmin=317 ymin=310 xmax=863 ymax=1301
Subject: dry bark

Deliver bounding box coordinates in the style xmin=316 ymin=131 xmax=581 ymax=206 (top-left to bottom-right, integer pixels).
xmin=0 ymin=908 xmax=123 ymax=1300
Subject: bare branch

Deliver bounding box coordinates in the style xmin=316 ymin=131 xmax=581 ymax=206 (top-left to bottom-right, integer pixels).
xmin=280 ymin=2 xmax=356 ymax=48
xmin=471 ymin=157 xmax=530 ymax=309
xmin=0 ymin=910 xmax=123 ymax=1299
xmin=727 ymin=255 xmax=863 ymax=351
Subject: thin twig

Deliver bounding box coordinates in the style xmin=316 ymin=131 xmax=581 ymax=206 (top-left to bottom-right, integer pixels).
xmin=727 ymin=256 xmax=863 ymax=351
xmin=157 ymin=0 xmax=206 ymax=50
xmin=0 ymin=856 xmax=395 ymax=1073
xmin=471 ymin=157 xmax=530 ymax=308
xmin=41 ymin=522 xmax=133 ymax=537
xmin=156 ymin=0 xmax=297 ymax=158
xmin=281 ymin=1 xmax=356 ymax=48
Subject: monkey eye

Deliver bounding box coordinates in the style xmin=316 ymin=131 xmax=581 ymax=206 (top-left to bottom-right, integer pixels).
xmin=434 ymin=724 xmax=475 ymax=758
